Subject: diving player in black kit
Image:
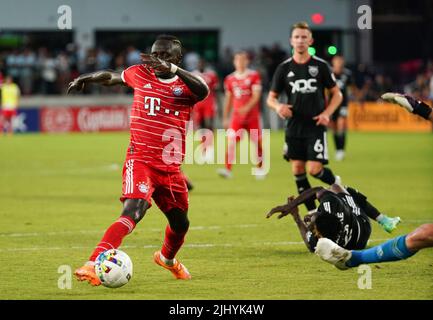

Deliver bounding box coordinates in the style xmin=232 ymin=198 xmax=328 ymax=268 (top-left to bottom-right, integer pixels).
xmin=266 ymin=183 xmax=401 ymax=252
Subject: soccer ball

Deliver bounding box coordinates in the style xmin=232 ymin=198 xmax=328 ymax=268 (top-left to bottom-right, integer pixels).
xmin=94 ymin=249 xmax=133 ymax=288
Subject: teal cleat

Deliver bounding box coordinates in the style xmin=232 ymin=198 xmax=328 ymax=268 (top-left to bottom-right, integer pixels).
xmin=378 ymin=216 xmax=401 ymax=233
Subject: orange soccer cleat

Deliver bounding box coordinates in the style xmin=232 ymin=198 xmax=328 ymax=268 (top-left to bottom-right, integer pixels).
xmin=74 ymin=263 xmax=101 ymax=286
xmin=153 ymin=251 xmax=191 ymax=280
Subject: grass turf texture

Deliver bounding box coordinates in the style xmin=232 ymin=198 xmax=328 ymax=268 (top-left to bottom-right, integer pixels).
xmin=0 ymin=131 xmax=432 ymax=299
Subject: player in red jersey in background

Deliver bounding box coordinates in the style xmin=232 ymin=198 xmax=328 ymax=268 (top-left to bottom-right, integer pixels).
xmin=67 ymin=35 xmax=209 ymax=285
xmin=192 ymin=58 xmax=219 ymax=162
xmin=218 ymin=51 xmax=265 ymax=179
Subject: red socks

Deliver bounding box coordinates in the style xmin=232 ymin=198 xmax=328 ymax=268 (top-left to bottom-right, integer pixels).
xmin=89 ymin=216 xmax=136 ymax=261
xmin=88 ymin=217 xmax=186 ymax=262
xmin=161 ymin=225 xmax=187 ymax=260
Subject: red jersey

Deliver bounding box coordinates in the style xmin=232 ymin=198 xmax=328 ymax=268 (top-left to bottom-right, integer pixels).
xmin=192 ymin=69 xmax=219 ymax=112
xmin=122 ymin=64 xmax=199 ymax=172
xmin=224 ymin=69 xmax=262 ymax=119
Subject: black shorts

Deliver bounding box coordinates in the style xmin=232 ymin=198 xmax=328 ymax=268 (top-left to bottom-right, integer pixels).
xmin=331 ymin=105 xmax=348 ymax=122
xmin=284 ymin=131 xmax=329 ymax=164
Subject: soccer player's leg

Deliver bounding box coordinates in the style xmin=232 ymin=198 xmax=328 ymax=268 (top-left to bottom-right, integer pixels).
xmin=247 ymin=118 xmax=266 ymax=179
xmin=2 ymin=111 xmax=13 ymax=135
xmin=334 ymin=107 xmax=348 ymax=161
xmin=346 ymin=187 xmax=401 ymax=233
xmin=381 ymin=92 xmax=433 ymax=121
xmin=286 ymin=135 xmax=316 ymax=211
xmin=152 ymin=171 xmax=191 ymax=279
xmin=306 ymin=132 xmax=340 ymax=186
xmin=316 ymin=224 xmax=433 ymax=270
xmin=74 ymin=160 xmax=154 ymax=286
xmin=218 ymin=118 xmax=243 ymax=178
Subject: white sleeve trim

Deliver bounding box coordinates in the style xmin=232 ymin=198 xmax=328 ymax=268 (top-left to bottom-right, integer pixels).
xmin=121 ymin=70 xmax=126 ymax=83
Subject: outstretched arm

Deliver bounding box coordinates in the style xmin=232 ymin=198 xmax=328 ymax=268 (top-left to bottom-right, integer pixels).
xmin=67 ymin=70 xmax=124 ymax=93
xmin=267 ymin=195 xmax=316 ymax=252
xmin=266 ymin=187 xmax=324 ymax=219
xmin=287 ymin=197 xmax=315 ymax=252
xmin=140 ymin=54 xmax=209 ymax=101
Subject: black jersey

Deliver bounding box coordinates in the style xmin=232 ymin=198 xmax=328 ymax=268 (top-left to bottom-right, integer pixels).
xmin=306 ymin=190 xmax=371 ymax=251
xmin=334 ymin=68 xmax=353 ymax=106
xmin=270 ymin=55 xmax=337 ymax=138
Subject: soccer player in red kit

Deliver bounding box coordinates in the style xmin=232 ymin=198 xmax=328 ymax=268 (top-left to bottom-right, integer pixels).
xmin=218 ymin=51 xmax=265 ymax=179
xmin=67 ymin=35 xmax=209 ymax=285
xmin=192 ymin=58 xmax=219 ymax=161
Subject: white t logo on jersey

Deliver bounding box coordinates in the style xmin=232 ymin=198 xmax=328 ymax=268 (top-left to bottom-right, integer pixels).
xmin=144 ymin=97 xmax=161 ymax=116
xmin=289 ymin=79 xmax=317 ymax=94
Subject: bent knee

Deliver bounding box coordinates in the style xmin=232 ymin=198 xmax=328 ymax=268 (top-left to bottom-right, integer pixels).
xmin=307 ymin=164 xmax=323 ymax=176
xmin=291 ymin=161 xmax=306 ymax=175
xmin=121 ymin=199 xmax=149 ymax=223
xmin=407 ymin=223 xmax=433 ymax=249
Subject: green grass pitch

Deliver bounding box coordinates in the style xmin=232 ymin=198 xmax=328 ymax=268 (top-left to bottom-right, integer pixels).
xmin=0 ymin=131 xmax=432 ymax=299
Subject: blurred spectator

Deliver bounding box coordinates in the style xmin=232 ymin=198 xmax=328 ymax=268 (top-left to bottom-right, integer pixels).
xmin=218 ymin=47 xmax=234 ymax=79
xmin=184 ymin=49 xmax=200 ymax=71
xmin=56 ymin=52 xmax=71 ymax=94
xmin=269 ymin=43 xmax=287 ymax=78
xmin=366 ymin=74 xmax=392 ymax=101
xmin=38 ymin=48 xmax=58 ymax=95
xmin=126 ymin=46 xmax=141 ymax=66
xmin=0 ymin=44 xmax=431 ymax=101
xmin=6 ymin=50 xmax=20 ymax=81
xmin=17 ymin=48 xmax=36 ymax=95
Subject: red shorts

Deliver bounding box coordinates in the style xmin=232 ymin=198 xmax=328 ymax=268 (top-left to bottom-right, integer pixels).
xmin=2 ymin=110 xmax=17 ymax=120
xmin=120 ymin=159 xmax=189 ymax=213
xmin=229 ymin=116 xmax=262 ymax=142
xmin=193 ymin=103 xmax=215 ymax=126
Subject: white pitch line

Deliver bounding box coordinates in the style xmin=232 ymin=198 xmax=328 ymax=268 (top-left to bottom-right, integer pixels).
xmin=0 ymin=224 xmax=260 ymax=238
xmin=1 ymin=219 xmax=431 ymax=239
xmin=0 ymin=238 xmax=398 ymax=253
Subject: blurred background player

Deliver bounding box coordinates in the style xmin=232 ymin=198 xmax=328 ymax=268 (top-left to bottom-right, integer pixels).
xmin=330 ymin=55 xmax=355 ymax=161
xmin=192 ymin=58 xmax=220 ymax=162
xmin=0 ymin=76 xmax=20 ymax=136
xmin=69 ymin=35 xmax=209 ymax=285
xmin=266 ymin=184 xmax=401 ymax=252
xmin=267 ymin=22 xmax=343 ymax=212
xmin=381 ymin=92 xmax=433 ymax=122
xmin=218 ymin=51 xmax=265 ymax=179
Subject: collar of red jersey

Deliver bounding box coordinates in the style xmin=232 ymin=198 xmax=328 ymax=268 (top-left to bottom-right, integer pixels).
xmin=233 ymin=69 xmax=252 ymax=80
xmin=157 ymin=75 xmax=179 ymax=84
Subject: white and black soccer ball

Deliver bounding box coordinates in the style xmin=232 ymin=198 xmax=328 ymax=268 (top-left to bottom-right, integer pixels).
xmin=94 ymin=249 xmax=133 ymax=288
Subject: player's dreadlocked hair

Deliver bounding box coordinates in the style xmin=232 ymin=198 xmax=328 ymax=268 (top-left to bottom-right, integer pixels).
xmin=314 ymin=212 xmax=342 ymax=241
xmin=156 ymin=34 xmax=182 ymax=48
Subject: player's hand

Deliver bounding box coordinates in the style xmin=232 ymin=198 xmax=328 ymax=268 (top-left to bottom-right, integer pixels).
xmin=266 ymin=196 xmax=298 ymax=219
xmin=140 ymin=53 xmax=171 ymax=73
xmin=303 ymin=212 xmax=314 ymax=224
xmin=67 ymin=77 xmax=85 ymax=94
xmin=276 ymin=104 xmax=293 ymax=119
xmin=313 ymin=112 xmax=330 ymax=126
